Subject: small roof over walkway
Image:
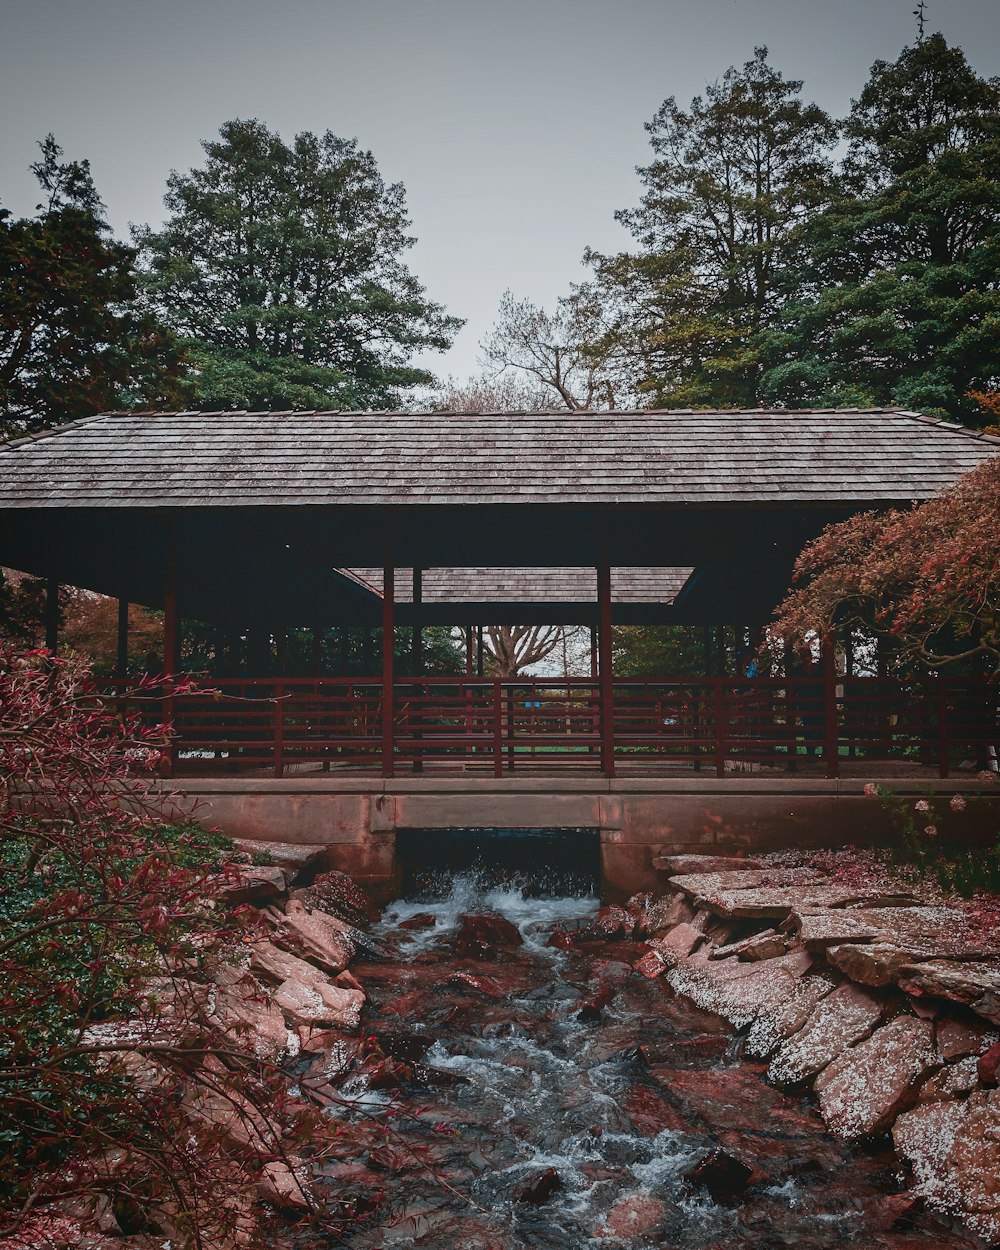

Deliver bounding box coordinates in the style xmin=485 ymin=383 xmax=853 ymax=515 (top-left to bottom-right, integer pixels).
xmin=1 ymin=408 xmax=997 ymax=627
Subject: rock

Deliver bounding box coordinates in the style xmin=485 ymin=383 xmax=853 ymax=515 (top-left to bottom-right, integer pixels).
xmin=898 ymin=960 xmax=1000 ymax=1026
xmin=653 ymin=853 xmax=763 ymax=875
xmin=333 ymin=969 xmax=364 ymax=993
xmin=273 ymin=976 xmax=364 ymax=1029
xmin=979 ymin=1038 xmax=1000 ymax=1086
xmin=514 ymin=1168 xmax=562 ymax=1204
xmin=446 ymin=970 xmax=506 ymax=998
xmin=893 ymin=1098 xmax=969 ymax=1202
xmin=690 ymin=883 xmax=918 ymax=921
xmin=920 ymin=1055 xmax=981 ymax=1102
xmin=207 ymin=963 xmax=292 ymax=1061
xmin=648 ymin=921 xmax=703 ymax=964
xmin=743 ymin=972 xmax=838 ymax=1060
xmin=258 ymin=1158 xmax=311 ymax=1209
xmin=827 ymin=942 xmax=932 ymax=989
xmin=215 ymin=864 xmax=288 ymax=906
xmin=768 ymin=981 xmax=882 ymax=1086
xmin=813 ymin=1016 xmax=940 ymax=1138
xmin=711 ymin=928 xmax=786 ymax=962
xmin=939 ymin=1088 xmax=1000 ymax=1241
xmin=794 ymin=904 xmax=989 ymax=956
xmin=577 ymin=984 xmax=616 ymax=1022
xmin=455 ymin=913 xmax=524 ymax=956
xmin=398 ymin=912 xmax=437 ymax=931
xmin=633 ymin=948 xmax=669 ymax=979
xmin=647 ymin=1065 xmax=824 ymax=1140
xmin=635 ymin=890 xmax=696 ymax=937
xmin=297 ymin=1025 xmax=350 ymax=1055
xmin=292 ymin=869 xmax=370 ymax=927
xmin=622 ymin=1084 xmax=690 ymax=1136
xmin=595 ymin=1194 xmax=667 ymax=1239
xmin=272 ymin=898 xmax=355 ymax=974
xmin=937 ymin=1018 xmax=997 ymax=1062
xmin=669 ymin=866 xmax=826 ymax=900
xmin=682 ymin=1149 xmax=753 ymax=1204
xmin=231 ymin=838 xmax=327 ymax=878
xmin=588 ymin=904 xmax=637 ymax=939
xmin=667 ymin=949 xmax=813 ymax=1029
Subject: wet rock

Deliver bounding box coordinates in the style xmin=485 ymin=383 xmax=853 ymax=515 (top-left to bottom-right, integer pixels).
xmin=577 ymin=984 xmax=615 ymax=1022
xmin=272 ymin=898 xmax=356 ymax=974
xmin=622 ymin=1083 xmax=690 ymax=1136
xmin=898 ymin=960 xmax=1000 ymax=1025
xmin=514 ymin=1167 xmax=562 ymax=1204
xmin=635 ymin=921 xmax=705 ymax=977
xmin=588 ymin=904 xmax=637 ymax=939
xmin=273 ymin=976 xmax=364 ymax=1029
xmin=207 ymin=963 xmax=292 ymax=1062
xmin=920 ymin=1055 xmax=981 ymax=1102
xmin=827 ymin=942 xmax=931 ymax=989
xmin=667 ymin=949 xmax=813 ymax=1029
xmin=545 ymin=926 xmax=577 ymax=950
xmin=683 ymin=1148 xmax=753 ymax=1204
xmin=595 ymin=1193 xmax=667 ymax=1239
xmin=653 ymin=853 xmax=763 ymax=876
xmin=648 ymin=1066 xmax=823 ymax=1141
xmin=711 ymin=928 xmax=786 ymax=962
xmin=634 ymin=889 xmax=697 ymax=937
xmin=398 ymin=912 xmax=437 ymax=931
xmin=258 ymin=1158 xmax=311 ymax=1210
xmin=455 ymin=912 xmax=524 ymax=956
xmin=813 ymin=1016 xmax=940 ymax=1138
xmin=768 ymin=981 xmax=882 ymax=1086
xmin=446 ymin=970 xmax=506 ymax=998
xmin=689 ymin=883 xmax=918 ymax=922
xmin=215 ymin=864 xmax=288 ymax=906
xmin=292 ymin=869 xmax=371 ymax=928
xmin=936 ymin=1017 xmax=997 ymax=1062
xmin=978 ymin=1038 xmax=1000 ymax=1085
xmin=743 ymin=972 xmax=837 ymax=1060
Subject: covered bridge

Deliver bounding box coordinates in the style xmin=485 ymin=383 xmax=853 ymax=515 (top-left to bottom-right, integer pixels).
xmin=2 ymin=406 xmax=998 ymax=785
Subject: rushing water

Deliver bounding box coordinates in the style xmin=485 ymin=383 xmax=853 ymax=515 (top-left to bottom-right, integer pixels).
xmin=316 ymin=873 xmax=983 ymax=1249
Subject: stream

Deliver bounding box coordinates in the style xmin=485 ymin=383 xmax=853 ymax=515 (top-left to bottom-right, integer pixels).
xmin=314 ymin=872 xmax=983 ymax=1249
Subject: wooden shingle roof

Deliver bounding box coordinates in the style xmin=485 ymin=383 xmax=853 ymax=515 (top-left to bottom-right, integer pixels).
xmin=339 ymin=566 xmax=693 ymax=604
xmin=2 ymin=408 xmax=998 ymax=508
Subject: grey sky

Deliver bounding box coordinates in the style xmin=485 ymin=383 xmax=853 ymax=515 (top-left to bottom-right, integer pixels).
xmin=2 ymin=0 xmax=999 ymax=387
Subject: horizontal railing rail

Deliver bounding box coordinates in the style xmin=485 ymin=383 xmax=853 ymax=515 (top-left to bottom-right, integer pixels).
xmin=99 ymin=673 xmax=998 ymax=779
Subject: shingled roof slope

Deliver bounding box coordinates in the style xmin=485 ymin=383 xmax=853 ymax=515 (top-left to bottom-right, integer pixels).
xmin=2 ymin=408 xmax=998 ymax=508
xmin=340 ymin=566 xmax=693 ymax=604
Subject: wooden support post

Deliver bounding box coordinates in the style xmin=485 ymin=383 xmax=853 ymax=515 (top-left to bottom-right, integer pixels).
xmin=476 ymin=625 xmax=484 ymax=678
xmin=45 ymin=577 xmax=59 ymax=653
xmin=163 ymin=543 xmax=179 ymax=779
xmin=411 ymin=567 xmax=422 ymax=773
xmin=822 ymin=632 xmax=840 ymax=778
xmin=381 ymin=560 xmax=395 ymax=777
xmin=465 ymin=626 xmax=473 ymax=677
xmin=116 ymin=598 xmax=129 ymax=681
xmin=598 ymin=547 xmax=614 ymax=777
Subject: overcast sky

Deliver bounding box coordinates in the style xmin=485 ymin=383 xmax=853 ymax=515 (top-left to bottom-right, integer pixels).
xmin=3 ymin=0 xmax=999 ymax=386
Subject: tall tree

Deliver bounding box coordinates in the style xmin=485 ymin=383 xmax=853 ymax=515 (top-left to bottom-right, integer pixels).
xmin=591 ymin=48 xmax=836 ymax=408
xmin=136 ymin=120 xmax=462 ymax=410
xmin=762 ymin=34 xmax=1000 ymax=422
xmin=0 ymin=137 xmax=182 ymax=438
xmin=478 ymin=287 xmax=626 ymax=410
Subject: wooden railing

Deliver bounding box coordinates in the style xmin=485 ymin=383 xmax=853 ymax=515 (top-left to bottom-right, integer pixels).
xmin=103 ymin=674 xmax=998 ymax=779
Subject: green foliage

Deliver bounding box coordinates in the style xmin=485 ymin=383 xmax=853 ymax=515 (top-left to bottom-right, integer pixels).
xmin=136 ymin=119 xmax=462 ymax=410
xmin=872 ymin=784 xmax=1000 ymax=898
xmin=762 ymin=34 xmax=1000 ymax=422
xmin=0 ymin=136 xmax=184 ymax=438
xmin=590 ymin=47 xmax=837 ymax=408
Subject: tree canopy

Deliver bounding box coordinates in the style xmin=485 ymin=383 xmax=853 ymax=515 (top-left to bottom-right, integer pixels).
xmin=589 ymin=47 xmax=837 ymax=409
xmin=136 ymin=120 xmax=462 ymax=410
xmin=0 ymin=137 xmax=182 ymax=438
xmin=771 ymin=456 xmax=1000 ymax=674
xmin=761 ymin=34 xmax=1000 ymax=422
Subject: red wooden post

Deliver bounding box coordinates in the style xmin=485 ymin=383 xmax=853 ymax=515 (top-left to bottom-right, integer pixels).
xmin=273 ymin=682 xmax=285 ymax=777
xmin=44 ymin=577 xmax=59 ymax=653
xmin=492 ymin=678 xmax=503 ymax=776
xmin=381 ymin=560 xmax=395 ymax=777
xmin=714 ymin=677 xmax=726 ymax=777
xmin=598 ymin=547 xmax=615 ymax=777
xmin=163 ymin=546 xmax=179 ymax=779
xmin=822 ymin=632 xmax=840 ymax=779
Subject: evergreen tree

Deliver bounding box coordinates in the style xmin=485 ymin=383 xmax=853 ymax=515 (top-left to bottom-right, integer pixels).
xmin=590 ymin=48 xmax=836 ymax=408
xmin=0 ymin=137 xmax=182 ymax=438
xmin=136 ymin=120 xmax=462 ymax=410
xmin=762 ymin=34 xmax=1000 ymax=422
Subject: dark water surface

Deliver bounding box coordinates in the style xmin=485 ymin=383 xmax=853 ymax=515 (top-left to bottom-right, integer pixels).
xmin=321 ymin=875 xmax=982 ymax=1249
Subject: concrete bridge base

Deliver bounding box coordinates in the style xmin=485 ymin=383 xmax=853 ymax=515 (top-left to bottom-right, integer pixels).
xmin=158 ymin=775 xmax=1000 ymax=903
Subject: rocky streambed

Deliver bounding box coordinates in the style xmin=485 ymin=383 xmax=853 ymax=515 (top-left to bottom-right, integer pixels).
xmin=306 ymin=867 xmax=995 ymax=1249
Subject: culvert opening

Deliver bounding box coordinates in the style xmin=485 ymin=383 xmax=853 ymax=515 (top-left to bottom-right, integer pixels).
xmin=396 ymin=827 xmax=600 ymax=901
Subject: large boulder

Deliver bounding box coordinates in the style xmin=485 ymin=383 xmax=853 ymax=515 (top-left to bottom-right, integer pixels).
xmin=743 ymin=972 xmax=837 ymax=1061
xmin=667 ymin=949 xmax=813 ymax=1029
xmin=272 ymin=898 xmax=355 ymax=974
xmin=292 ymin=870 xmax=371 ymax=928
xmin=251 ymin=938 xmax=364 ymax=1029
xmin=898 ymin=960 xmax=1000 ymax=1026
xmin=813 ymin=1016 xmax=939 ymax=1138
xmin=207 ymin=963 xmax=292 ymax=1062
